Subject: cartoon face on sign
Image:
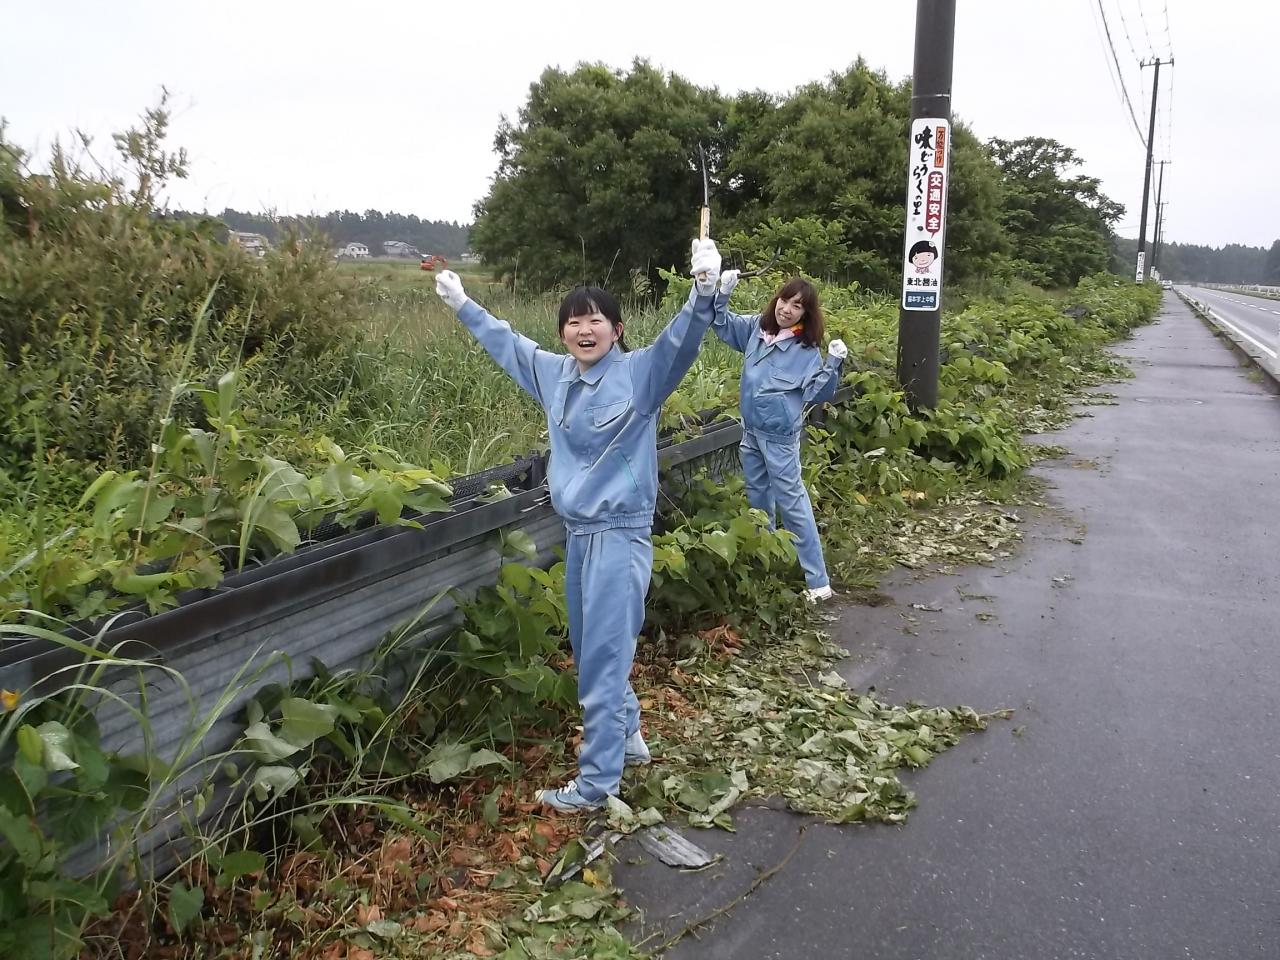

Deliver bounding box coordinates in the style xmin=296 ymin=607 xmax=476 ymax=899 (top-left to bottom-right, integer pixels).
xmin=909 ymin=240 xmax=939 ymax=274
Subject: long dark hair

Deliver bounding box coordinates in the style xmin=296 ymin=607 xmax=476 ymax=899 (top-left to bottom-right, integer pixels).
xmin=760 ymin=277 xmax=824 ymax=347
xmin=558 ymin=286 xmax=628 ymax=351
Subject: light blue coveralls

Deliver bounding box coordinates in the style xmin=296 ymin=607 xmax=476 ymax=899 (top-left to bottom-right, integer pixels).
xmin=711 ymin=302 xmax=843 ymax=590
xmin=456 ymin=288 xmax=715 ymax=801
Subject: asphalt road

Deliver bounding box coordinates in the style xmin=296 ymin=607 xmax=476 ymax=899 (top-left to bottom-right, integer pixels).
xmin=616 ymin=295 xmax=1280 ymax=959
xmin=1182 ymin=286 xmax=1280 ymax=359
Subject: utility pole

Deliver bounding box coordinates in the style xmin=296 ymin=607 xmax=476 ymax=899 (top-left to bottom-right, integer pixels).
xmin=896 ymin=0 xmax=955 ymax=412
xmin=1134 ymin=58 xmax=1171 ymax=283
xmin=1151 ymin=160 xmax=1168 ymax=274
xmin=1153 ymin=202 xmax=1168 ymax=275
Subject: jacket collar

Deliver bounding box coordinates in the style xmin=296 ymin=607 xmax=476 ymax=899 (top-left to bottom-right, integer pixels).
xmin=754 ymin=328 xmax=801 ymax=354
xmin=561 ymin=343 xmax=622 ymax=384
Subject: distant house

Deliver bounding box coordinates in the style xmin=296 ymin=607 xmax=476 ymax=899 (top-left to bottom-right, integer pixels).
xmin=382 ymin=240 xmax=423 ymax=258
xmin=228 ymin=231 xmax=269 ymax=258
xmin=340 ymin=242 xmax=371 ymax=259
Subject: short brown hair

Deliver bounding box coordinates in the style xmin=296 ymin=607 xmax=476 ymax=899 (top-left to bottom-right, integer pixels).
xmin=760 ymin=277 xmax=824 ymax=347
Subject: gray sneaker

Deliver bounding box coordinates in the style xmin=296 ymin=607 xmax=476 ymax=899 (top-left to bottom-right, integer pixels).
xmin=624 ymin=729 xmax=652 ymax=766
xmin=536 ymin=781 xmax=604 ymax=813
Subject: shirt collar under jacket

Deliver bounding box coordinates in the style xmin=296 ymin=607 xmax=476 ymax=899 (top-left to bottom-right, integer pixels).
xmin=559 ymin=342 xmax=623 ymax=385
xmin=757 ymin=325 xmax=802 ymax=350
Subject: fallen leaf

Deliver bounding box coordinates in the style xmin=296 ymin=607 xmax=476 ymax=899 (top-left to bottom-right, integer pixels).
xmin=409 ymin=911 xmax=450 ymax=933
xmin=466 ymin=930 xmax=497 ymax=957
xmin=449 ymin=847 xmax=485 ymax=867
xmin=379 ymin=837 xmax=412 ymax=869
xmin=491 ymin=835 xmax=520 ymax=862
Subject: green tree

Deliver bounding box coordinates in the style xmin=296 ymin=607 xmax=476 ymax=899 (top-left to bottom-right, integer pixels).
xmin=717 ymin=61 xmax=1008 ymax=289
xmin=471 ymin=60 xmax=726 ymax=290
xmin=988 ymin=137 xmax=1122 ymax=287
xmin=1265 ymin=239 xmax=1280 ymax=284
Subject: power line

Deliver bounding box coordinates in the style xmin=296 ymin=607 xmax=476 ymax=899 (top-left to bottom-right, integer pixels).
xmin=1136 ymin=0 xmax=1158 ymax=57
xmin=1115 ymin=0 xmax=1143 ymax=61
xmin=1161 ymin=60 xmax=1175 ymax=163
xmin=1095 ymin=0 xmax=1149 ymax=148
xmin=1089 ymin=2 xmax=1131 ymax=118
xmin=1161 ymin=0 xmax=1174 ymax=59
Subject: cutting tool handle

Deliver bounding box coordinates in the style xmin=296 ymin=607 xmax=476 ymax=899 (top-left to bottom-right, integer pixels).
xmin=696 ymin=207 xmax=712 ymax=282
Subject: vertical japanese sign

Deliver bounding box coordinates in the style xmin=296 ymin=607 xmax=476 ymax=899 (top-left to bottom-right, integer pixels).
xmin=1134 ymin=251 xmax=1146 ymax=283
xmin=901 ymin=118 xmax=951 ymax=311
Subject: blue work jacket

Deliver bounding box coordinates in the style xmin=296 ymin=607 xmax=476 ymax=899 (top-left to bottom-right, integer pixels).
xmin=711 ymin=305 xmax=843 ymax=441
xmin=457 ymin=288 xmax=715 ymax=533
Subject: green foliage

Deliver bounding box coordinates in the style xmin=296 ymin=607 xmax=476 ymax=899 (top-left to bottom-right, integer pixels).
xmin=0 ymin=102 xmax=404 ymax=507
xmin=473 ymin=60 xmax=1019 ymax=293
xmin=0 ymin=619 xmax=279 ymax=960
xmin=649 ymin=476 xmax=806 ymax=638
xmin=989 ymin=137 xmax=1123 ymax=288
xmin=629 ymin=633 xmax=997 ymax=829
xmin=448 ymin=558 xmax=579 ymax=731
xmin=0 ymin=373 xmax=452 ymax=624
xmin=720 ymin=64 xmax=1008 ymax=289
xmin=0 ymin=703 xmax=125 ymax=959
xmin=720 ymin=216 xmax=856 ymax=282
xmin=471 ymin=59 xmax=725 ymax=290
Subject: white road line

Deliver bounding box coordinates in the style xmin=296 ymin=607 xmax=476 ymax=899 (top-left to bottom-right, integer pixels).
xmin=1204 ymin=307 xmax=1278 ymax=358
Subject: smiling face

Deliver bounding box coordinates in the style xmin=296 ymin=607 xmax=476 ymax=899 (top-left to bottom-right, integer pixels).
xmin=774 ymin=292 xmax=806 ymax=328
xmin=560 ymin=310 xmax=621 ymax=369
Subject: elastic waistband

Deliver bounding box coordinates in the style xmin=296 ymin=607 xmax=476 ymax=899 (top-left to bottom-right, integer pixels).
xmin=741 ymin=425 xmax=801 ymax=444
xmin=563 ymin=512 xmax=654 ymax=535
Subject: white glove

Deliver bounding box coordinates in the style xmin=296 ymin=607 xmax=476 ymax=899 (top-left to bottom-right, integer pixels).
xmin=690 ymin=238 xmax=721 ymax=297
xmin=828 ymin=338 xmax=848 ymax=360
xmin=435 ymin=269 xmax=468 ymax=311
xmin=719 ymin=268 xmax=740 ymax=298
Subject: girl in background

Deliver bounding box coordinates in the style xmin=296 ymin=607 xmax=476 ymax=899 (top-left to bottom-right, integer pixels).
xmin=712 ymin=270 xmax=847 ymax=601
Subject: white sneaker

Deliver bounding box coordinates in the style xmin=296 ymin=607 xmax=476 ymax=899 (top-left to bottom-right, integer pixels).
xmin=573 ymin=731 xmax=653 ymax=766
xmin=536 ymin=781 xmax=604 ymax=813
xmin=804 ymin=585 xmax=835 ymax=603
xmin=624 ymin=729 xmax=652 ymax=766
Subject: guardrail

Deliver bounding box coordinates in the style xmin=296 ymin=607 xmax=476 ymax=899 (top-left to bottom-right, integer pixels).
xmin=2 ymin=390 xmax=849 ymax=823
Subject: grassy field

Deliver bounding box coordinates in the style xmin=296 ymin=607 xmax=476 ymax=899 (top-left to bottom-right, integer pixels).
xmin=322 ymin=260 xmax=751 ymax=476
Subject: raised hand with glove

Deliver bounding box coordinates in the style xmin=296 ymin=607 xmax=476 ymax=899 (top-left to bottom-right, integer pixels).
xmin=718 ymin=268 xmax=740 ymax=299
xmin=434 ymin=269 xmax=469 ymax=311
xmin=828 ymin=338 xmax=848 ymax=361
xmin=690 ymin=238 xmax=722 ymax=297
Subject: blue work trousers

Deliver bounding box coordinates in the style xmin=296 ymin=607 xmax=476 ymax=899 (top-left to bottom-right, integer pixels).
xmin=740 ymin=429 xmax=831 ymax=590
xmin=564 ymin=525 xmax=651 ymax=801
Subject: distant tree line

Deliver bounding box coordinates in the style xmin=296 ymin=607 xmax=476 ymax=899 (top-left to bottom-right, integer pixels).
xmin=217 ymin=209 xmax=471 ymax=258
xmin=1111 ymin=237 xmax=1278 ymax=284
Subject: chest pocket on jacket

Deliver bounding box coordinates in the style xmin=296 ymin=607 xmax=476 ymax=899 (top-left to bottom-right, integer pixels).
xmin=589 ymin=399 xmax=630 ymax=428
xmin=762 ymin=369 xmax=798 ymax=393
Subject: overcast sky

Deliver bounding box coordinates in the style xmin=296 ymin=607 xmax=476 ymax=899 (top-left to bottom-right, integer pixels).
xmin=3 ymin=0 xmax=1274 ymax=250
